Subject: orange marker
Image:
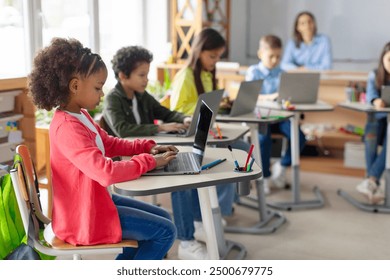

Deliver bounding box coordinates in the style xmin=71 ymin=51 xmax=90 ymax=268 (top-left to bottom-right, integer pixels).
xmin=216 ymin=124 xmax=222 ymax=139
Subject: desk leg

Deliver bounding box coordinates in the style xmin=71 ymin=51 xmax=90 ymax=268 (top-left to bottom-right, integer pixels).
xmin=197 ymin=187 xmax=219 ymax=259
xmin=226 ymin=123 xmax=286 ymax=234
xmin=267 ymin=112 xmax=324 ymax=210
xmin=208 ymin=186 xmax=246 ymax=259
xmin=338 ymin=113 xmax=390 ymax=213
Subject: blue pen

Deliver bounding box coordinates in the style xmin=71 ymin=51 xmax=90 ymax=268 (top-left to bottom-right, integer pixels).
xmin=228 ymin=145 xmax=240 ymax=169
xmin=247 ymin=157 xmax=255 ymax=171
xmin=201 ymin=158 xmax=227 ymax=170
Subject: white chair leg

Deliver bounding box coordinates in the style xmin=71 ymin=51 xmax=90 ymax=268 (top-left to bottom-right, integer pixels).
xmin=73 ymin=254 xmax=82 ymax=260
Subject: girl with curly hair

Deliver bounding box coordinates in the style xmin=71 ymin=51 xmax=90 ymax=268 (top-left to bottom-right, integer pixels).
xmin=28 ymin=37 xmax=177 ymax=259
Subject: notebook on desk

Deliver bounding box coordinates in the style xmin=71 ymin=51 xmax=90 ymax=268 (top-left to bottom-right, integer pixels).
xmin=381 ymin=86 xmax=390 ymax=107
xmin=155 ymin=89 xmax=223 ymax=137
xmin=277 ymin=72 xmax=320 ymax=104
xmin=223 ymin=80 xmax=263 ymax=117
xmin=143 ymin=100 xmax=213 ymax=176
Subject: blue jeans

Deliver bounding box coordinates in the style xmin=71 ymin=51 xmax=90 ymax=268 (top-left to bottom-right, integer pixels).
xmin=364 ymin=118 xmax=387 ymax=180
xmin=259 ymin=120 xmax=306 ymax=178
xmin=112 ymin=194 xmax=176 ymax=260
xmin=171 ymin=139 xmax=250 ymax=240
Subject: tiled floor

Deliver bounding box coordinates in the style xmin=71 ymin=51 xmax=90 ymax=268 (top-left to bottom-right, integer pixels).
xmin=47 ymin=169 xmax=390 ymax=260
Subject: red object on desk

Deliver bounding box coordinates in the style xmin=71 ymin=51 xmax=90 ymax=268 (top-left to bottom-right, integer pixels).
xmin=244 ymin=144 xmax=254 ymax=170
xmin=216 ymin=124 xmax=223 ymax=139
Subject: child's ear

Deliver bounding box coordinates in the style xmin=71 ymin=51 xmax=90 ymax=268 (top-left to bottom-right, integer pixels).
xmin=118 ymin=72 xmax=128 ymax=80
xmin=69 ymin=78 xmax=78 ymax=94
xmin=257 ymin=49 xmax=262 ymax=60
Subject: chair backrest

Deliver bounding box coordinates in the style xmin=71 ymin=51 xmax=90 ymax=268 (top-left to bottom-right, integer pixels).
xmin=16 ymin=145 xmax=50 ymax=225
xmin=10 ymin=161 xmax=30 ymax=236
xmin=11 ymin=144 xmax=138 ymax=259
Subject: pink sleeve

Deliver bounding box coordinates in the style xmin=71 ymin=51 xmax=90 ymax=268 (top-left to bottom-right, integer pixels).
xmin=55 ymin=120 xmax=156 ymax=187
xmin=97 ymin=123 xmax=156 ymax=157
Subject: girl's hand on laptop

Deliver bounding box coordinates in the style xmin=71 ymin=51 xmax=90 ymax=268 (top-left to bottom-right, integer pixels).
xmin=158 ymin=123 xmax=187 ymax=133
xmin=183 ymin=117 xmax=192 ymax=128
xmin=153 ymin=151 xmax=178 ymax=167
xmin=150 ymin=144 xmax=179 ymax=155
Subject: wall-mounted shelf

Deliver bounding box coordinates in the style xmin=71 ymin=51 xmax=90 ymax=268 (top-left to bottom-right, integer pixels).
xmin=170 ymin=0 xmax=230 ymax=62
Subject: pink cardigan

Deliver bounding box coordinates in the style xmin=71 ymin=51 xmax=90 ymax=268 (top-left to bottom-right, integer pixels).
xmin=49 ymin=109 xmax=156 ymax=245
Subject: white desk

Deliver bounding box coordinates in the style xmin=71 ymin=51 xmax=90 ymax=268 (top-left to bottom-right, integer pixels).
xmin=114 ymin=146 xmax=262 ymax=259
xmin=338 ymin=102 xmax=390 ymax=213
xmin=125 ymin=122 xmax=249 ymax=146
xmin=258 ymin=101 xmax=334 ymax=210
xmin=216 ymin=110 xmax=293 ymax=233
xmin=124 ymin=123 xmax=251 ymax=259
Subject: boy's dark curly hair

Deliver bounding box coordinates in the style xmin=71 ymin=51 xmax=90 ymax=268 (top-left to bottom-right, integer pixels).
xmin=28 ymin=37 xmax=106 ymax=111
xmin=111 ymin=46 xmax=153 ymax=80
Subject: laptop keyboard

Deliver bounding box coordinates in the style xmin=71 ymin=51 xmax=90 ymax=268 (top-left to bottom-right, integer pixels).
xmin=165 ymin=152 xmax=201 ymax=172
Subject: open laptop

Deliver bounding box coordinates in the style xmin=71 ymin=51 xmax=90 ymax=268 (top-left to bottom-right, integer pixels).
xmin=226 ymin=80 xmax=263 ymax=117
xmin=381 ymin=86 xmax=390 ymax=107
xmin=277 ymin=72 xmax=320 ymax=104
xmin=143 ymin=100 xmax=213 ymax=175
xmin=155 ymin=89 xmax=223 ymax=137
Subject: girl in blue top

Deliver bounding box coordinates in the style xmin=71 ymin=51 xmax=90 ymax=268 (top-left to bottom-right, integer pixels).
xmin=356 ymin=42 xmax=390 ymax=204
xmin=281 ymin=11 xmax=332 ymax=71
xmin=246 ymin=35 xmax=306 ymax=193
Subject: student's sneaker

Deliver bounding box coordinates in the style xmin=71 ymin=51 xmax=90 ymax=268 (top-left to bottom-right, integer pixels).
xmin=178 ymin=240 xmax=208 ymax=260
xmin=271 ymin=161 xmax=287 ymax=189
xmin=371 ymin=184 xmax=385 ymax=205
xmin=262 ymin=178 xmax=271 ymax=195
xmin=194 ymin=219 xmax=227 ymax=243
xmin=356 ymin=178 xmax=378 ymax=202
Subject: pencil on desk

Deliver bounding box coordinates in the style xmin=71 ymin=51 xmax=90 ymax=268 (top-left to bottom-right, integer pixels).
xmin=209 ymin=129 xmax=217 ymax=138
xmin=244 ymin=144 xmax=254 ymax=170
xmin=247 ymin=157 xmax=255 ymax=171
xmin=216 ymin=124 xmax=222 ymax=139
xmin=227 ymin=145 xmax=240 ymax=169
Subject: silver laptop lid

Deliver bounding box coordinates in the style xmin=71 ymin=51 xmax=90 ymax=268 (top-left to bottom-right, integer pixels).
xmin=277 ymin=72 xmax=320 ymax=104
xmin=381 ymin=86 xmax=390 ymax=107
xmin=190 ymin=89 xmax=223 ymax=133
xmin=192 ymin=100 xmax=213 ymax=163
xmin=229 ymin=80 xmax=263 ymax=117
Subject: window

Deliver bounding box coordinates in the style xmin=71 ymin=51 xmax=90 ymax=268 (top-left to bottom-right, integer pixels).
xmin=0 ymin=0 xmax=169 ymax=83
xmin=0 ymin=0 xmax=27 ymax=78
xmin=41 ymin=0 xmax=91 ymax=47
xmin=98 ymin=0 xmax=145 ymax=89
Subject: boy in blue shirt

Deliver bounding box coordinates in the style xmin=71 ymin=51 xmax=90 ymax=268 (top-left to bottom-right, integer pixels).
xmin=246 ymin=35 xmax=306 ymax=193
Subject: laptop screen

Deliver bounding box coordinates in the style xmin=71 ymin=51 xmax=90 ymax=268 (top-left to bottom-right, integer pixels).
xmin=229 ymin=80 xmax=263 ymax=117
xmin=193 ymin=100 xmax=213 ymax=157
xmin=277 ymin=72 xmax=320 ymax=104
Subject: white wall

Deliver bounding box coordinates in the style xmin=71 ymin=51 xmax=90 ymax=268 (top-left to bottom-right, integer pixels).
xmin=229 ymin=0 xmax=390 ymax=71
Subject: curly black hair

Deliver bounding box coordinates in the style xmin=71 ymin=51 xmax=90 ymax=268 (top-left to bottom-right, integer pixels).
xmin=28 ymin=37 xmax=106 ymax=111
xmin=111 ymin=46 xmax=153 ymax=80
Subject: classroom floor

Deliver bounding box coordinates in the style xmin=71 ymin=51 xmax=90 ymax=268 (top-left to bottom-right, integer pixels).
xmin=51 ymin=167 xmax=390 ymax=260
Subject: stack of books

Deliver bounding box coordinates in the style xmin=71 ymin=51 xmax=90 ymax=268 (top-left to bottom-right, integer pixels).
xmin=344 ymin=142 xmax=365 ymax=169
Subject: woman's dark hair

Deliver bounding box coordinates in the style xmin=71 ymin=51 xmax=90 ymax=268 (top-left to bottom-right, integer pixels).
xmin=293 ymin=11 xmax=317 ymax=48
xmin=186 ymin=28 xmax=226 ymax=95
xmin=111 ymin=46 xmax=153 ymax=80
xmin=28 ymin=37 xmax=106 ymax=111
xmin=376 ymin=42 xmax=390 ymax=90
